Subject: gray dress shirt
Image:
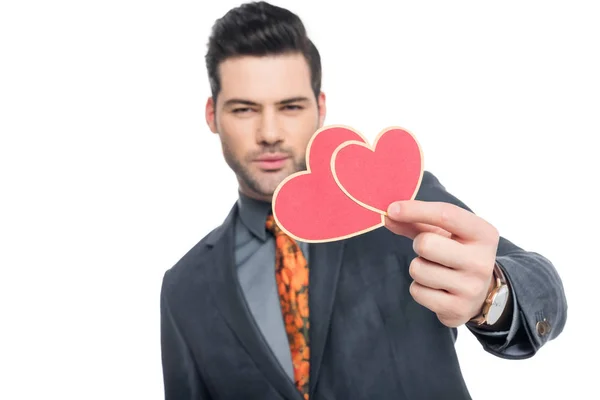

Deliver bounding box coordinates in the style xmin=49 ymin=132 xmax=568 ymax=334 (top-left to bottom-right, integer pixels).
xmin=234 ymin=192 xmax=309 ymax=382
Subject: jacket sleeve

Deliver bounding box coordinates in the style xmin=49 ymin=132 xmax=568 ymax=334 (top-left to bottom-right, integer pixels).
xmin=415 ymin=171 xmax=568 ymax=359
xmin=161 ymin=271 xmax=211 ymax=399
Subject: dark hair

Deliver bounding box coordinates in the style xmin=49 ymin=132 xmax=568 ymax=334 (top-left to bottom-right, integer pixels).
xmin=205 ymin=1 xmax=322 ymax=102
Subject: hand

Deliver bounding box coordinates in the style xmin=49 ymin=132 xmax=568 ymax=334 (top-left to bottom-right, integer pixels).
xmin=385 ymin=200 xmax=500 ymax=328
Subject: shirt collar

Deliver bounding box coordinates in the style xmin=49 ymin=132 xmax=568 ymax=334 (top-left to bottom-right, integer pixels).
xmin=236 ymin=191 xmax=272 ymax=241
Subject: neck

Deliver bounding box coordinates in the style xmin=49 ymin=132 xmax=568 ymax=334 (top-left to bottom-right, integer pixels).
xmin=238 ymin=187 xmax=273 ymax=204
xmin=238 ymin=186 xmax=273 ymax=203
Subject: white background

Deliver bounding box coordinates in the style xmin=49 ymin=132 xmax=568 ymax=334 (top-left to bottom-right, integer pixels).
xmin=1 ymin=1 xmax=598 ymax=399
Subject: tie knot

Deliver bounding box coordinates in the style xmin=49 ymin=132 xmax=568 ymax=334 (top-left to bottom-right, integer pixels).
xmin=265 ymin=214 xmax=283 ymax=236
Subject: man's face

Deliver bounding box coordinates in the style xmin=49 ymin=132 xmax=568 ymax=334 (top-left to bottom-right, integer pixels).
xmin=206 ymin=53 xmax=326 ymax=202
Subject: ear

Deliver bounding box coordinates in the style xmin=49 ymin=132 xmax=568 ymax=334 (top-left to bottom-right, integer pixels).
xmin=205 ymin=96 xmax=218 ymax=133
xmin=317 ymin=91 xmax=327 ymax=128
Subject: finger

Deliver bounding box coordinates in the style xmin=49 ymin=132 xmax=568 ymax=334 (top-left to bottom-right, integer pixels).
xmin=384 ymin=218 xmax=451 ymax=240
xmin=387 ymin=200 xmax=495 ymax=242
xmin=409 ymin=280 xmax=457 ymax=317
xmin=412 ymin=232 xmax=472 ymax=270
xmin=409 ymin=256 xmax=465 ymax=294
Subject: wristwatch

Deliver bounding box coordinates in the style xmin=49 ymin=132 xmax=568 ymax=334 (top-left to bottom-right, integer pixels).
xmin=469 ymin=262 xmax=510 ymax=326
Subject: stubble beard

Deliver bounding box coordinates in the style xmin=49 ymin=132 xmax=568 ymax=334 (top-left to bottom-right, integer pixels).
xmin=222 ymin=143 xmax=307 ymax=201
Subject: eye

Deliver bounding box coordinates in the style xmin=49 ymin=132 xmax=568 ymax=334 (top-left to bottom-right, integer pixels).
xmin=232 ymin=107 xmax=253 ymax=113
xmin=282 ymin=104 xmax=303 ymax=111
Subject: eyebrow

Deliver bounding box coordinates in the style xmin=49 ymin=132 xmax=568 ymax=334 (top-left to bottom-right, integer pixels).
xmin=223 ymin=96 xmax=311 ymax=107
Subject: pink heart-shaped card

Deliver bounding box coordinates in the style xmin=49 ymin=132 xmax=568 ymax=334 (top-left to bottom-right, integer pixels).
xmin=272 ymin=125 xmax=384 ymax=243
xmin=272 ymin=125 xmax=424 ymax=243
xmin=331 ymin=126 xmax=424 ymax=215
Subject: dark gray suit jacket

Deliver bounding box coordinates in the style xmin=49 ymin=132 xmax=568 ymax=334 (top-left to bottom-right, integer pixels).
xmin=160 ymin=172 xmax=567 ymax=399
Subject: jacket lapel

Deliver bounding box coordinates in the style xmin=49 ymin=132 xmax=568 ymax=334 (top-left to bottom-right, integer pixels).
xmin=307 ymin=240 xmax=346 ymax=397
xmin=206 ymin=205 xmax=303 ymax=400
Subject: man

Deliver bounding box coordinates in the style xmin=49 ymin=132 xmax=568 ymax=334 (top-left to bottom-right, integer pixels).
xmin=160 ymin=2 xmax=567 ymax=399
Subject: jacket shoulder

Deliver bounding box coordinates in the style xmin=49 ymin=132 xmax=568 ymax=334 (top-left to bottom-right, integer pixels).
xmin=161 ymin=228 xmax=215 ymax=291
xmin=161 ymin=204 xmax=237 ymax=294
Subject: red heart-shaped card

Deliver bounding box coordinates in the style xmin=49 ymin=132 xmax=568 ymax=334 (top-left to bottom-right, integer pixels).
xmin=272 ymin=125 xmax=384 ymax=243
xmin=331 ymin=127 xmax=424 ymax=214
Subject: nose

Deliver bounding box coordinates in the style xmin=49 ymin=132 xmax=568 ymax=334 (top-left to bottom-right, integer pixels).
xmin=256 ymin=108 xmax=283 ymax=145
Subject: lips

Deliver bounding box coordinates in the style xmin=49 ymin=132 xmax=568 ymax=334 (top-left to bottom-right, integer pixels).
xmin=255 ymin=154 xmax=289 ymax=170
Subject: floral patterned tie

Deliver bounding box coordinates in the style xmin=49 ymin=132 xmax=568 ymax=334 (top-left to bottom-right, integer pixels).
xmin=266 ymin=214 xmax=310 ymax=400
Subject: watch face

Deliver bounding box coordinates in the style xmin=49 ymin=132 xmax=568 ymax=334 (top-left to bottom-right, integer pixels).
xmin=487 ymin=285 xmax=509 ymax=325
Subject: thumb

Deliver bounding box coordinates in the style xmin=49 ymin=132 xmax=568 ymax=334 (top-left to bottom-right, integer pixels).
xmin=384 ymin=217 xmax=451 ymax=239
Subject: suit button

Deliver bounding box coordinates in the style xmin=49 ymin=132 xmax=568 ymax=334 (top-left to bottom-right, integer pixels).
xmin=536 ymin=319 xmax=551 ymax=336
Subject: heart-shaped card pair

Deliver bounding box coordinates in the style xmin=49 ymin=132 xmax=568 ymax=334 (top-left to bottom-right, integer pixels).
xmin=272 ymin=125 xmax=424 ymax=243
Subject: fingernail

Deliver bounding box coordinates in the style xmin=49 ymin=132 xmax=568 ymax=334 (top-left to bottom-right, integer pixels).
xmin=388 ymin=203 xmax=400 ymax=217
